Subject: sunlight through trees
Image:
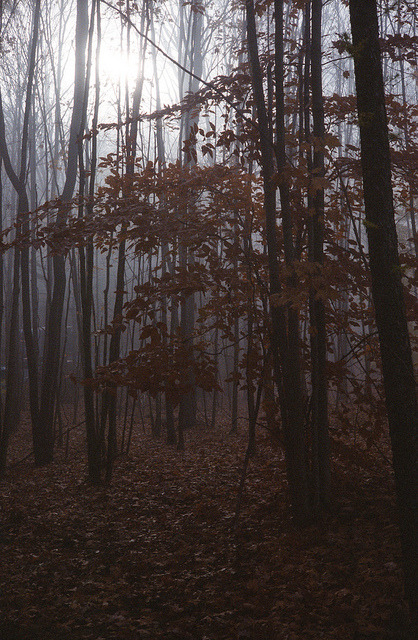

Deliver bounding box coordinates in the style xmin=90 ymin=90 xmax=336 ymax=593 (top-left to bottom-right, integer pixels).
xmin=0 ymin=0 xmax=416 ymax=635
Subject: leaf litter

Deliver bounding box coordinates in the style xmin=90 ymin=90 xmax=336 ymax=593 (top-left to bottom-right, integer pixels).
xmin=0 ymin=420 xmax=410 ymax=640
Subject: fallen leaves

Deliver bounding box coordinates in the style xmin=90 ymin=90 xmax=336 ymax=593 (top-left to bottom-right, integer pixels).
xmin=0 ymin=422 xmax=410 ymax=639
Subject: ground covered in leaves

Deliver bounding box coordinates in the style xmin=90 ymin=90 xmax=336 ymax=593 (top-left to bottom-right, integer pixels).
xmin=0 ymin=420 xmax=411 ymax=640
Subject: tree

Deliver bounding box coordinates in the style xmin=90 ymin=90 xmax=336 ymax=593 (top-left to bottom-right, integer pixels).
xmin=246 ymin=0 xmax=310 ymax=522
xmin=0 ymin=0 xmax=42 ymax=471
xmin=349 ymin=0 xmax=418 ymax=630
xmin=39 ymin=0 xmax=90 ymax=467
xmin=308 ymin=0 xmax=330 ymax=509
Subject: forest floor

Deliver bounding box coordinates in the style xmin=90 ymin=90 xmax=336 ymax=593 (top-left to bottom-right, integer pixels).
xmin=0 ymin=415 xmax=412 ymax=640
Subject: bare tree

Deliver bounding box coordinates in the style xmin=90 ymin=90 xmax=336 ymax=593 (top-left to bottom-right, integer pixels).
xmin=39 ymin=0 xmax=90 ymax=465
xmin=349 ymin=0 xmax=418 ymax=629
xmin=0 ymin=0 xmax=42 ymax=469
xmin=246 ymin=0 xmax=310 ymax=522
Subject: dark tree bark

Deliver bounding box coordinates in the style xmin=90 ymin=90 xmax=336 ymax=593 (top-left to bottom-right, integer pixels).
xmin=0 ymin=0 xmax=43 ymax=468
xmin=102 ymin=0 xmax=151 ymax=477
xmin=78 ymin=0 xmax=102 ymax=485
xmin=39 ymin=0 xmax=89 ymax=466
xmin=309 ymin=0 xmax=330 ymax=508
xmin=230 ymin=215 xmax=240 ymax=435
xmin=0 ymin=158 xmax=3 ymax=419
xmin=246 ymin=0 xmax=310 ymax=522
xmin=0 ymin=145 xmax=20 ymax=477
xmin=349 ymin=0 xmax=418 ymax=630
xmin=20 ymin=0 xmax=42 ymax=464
xmin=150 ymin=1 xmax=176 ymax=443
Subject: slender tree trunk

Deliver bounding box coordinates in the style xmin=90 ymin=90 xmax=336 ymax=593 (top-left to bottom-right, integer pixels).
xmin=78 ymin=0 xmax=103 ymax=484
xmin=349 ymin=1 xmax=418 ymax=630
xmin=274 ymin=2 xmax=310 ymax=519
xmin=151 ymin=2 xmax=176 ymax=442
xmin=79 ymin=169 xmax=102 ymax=483
xmin=39 ymin=0 xmax=89 ymax=465
xmin=0 ymin=242 xmax=20 ymax=477
xmin=230 ymin=315 xmax=240 ymax=433
xmin=0 ymin=158 xmax=19 ymax=477
xmin=20 ymin=0 xmax=42 ymax=463
xmin=0 ymin=0 xmax=43 ymax=466
xmin=210 ymin=323 xmax=219 ymax=429
xmin=177 ymin=0 xmax=204 ymax=437
xmin=246 ymin=0 xmax=310 ymax=522
xmin=309 ymin=0 xmax=330 ymax=508
xmin=230 ymin=212 xmax=240 ymax=434
xmin=101 ymin=0 xmax=150 ymax=477
xmin=245 ymin=237 xmax=257 ymax=457
xmin=397 ymin=13 xmax=418 ymax=260
xmin=0 ymin=157 xmax=3 ymax=423
xmin=29 ymin=104 xmax=39 ymax=370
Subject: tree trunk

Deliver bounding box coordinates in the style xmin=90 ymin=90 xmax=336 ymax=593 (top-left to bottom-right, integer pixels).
xmin=20 ymin=0 xmax=42 ymax=463
xmin=309 ymin=0 xmax=330 ymax=508
xmin=73 ymin=0 xmax=103 ymax=484
xmin=39 ymin=0 xmax=89 ymax=466
xmin=0 ymin=0 xmax=43 ymax=466
xmin=177 ymin=0 xmax=205 ymax=437
xmin=0 ymin=157 xmax=3 ymax=435
xmin=246 ymin=0 xmax=310 ymax=522
xmin=349 ymin=0 xmax=418 ymax=630
xmin=230 ymin=315 xmax=240 ymax=433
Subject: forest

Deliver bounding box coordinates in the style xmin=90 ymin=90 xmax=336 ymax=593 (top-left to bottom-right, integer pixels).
xmin=0 ymin=0 xmax=417 ymax=638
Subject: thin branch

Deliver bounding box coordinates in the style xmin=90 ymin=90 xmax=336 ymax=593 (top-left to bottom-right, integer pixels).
xmin=100 ymin=0 xmax=261 ymax=135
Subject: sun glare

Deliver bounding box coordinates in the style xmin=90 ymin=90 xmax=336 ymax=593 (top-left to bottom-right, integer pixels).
xmin=98 ymin=44 xmax=177 ymax=108
xmin=99 ymin=46 xmax=137 ymax=86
